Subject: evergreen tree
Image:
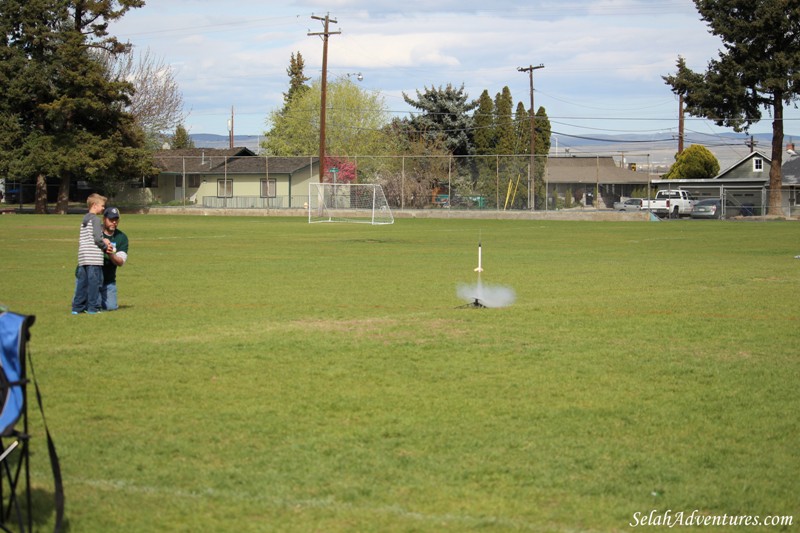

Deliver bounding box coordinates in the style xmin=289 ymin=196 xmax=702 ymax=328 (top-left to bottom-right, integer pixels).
xmin=493 ymin=87 xmax=515 ymax=155
xmin=282 ymin=52 xmax=310 ymax=112
xmin=0 ymin=0 xmax=150 ymax=213
xmin=472 ymin=90 xmax=495 ymax=155
xmin=663 ymin=144 xmax=719 ymax=179
xmin=663 ymin=1 xmax=800 ymax=214
xmin=402 ymin=84 xmax=478 ymax=157
xmin=513 ymin=102 xmax=530 ymax=155
xmin=472 ymin=91 xmax=496 ymax=202
xmin=533 ymin=106 xmax=552 ymax=209
xmin=171 ymin=124 xmax=195 ymax=149
xmin=493 ymin=87 xmax=523 ymax=208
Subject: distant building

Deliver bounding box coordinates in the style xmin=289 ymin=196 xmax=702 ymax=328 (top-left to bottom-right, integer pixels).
xmin=650 ymin=150 xmax=799 ymax=216
xmin=116 ymin=148 xmax=319 ymax=209
xmin=544 ymin=156 xmax=648 ymax=207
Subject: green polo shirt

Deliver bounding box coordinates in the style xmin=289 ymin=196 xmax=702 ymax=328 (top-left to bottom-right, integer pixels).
xmin=102 ymin=228 xmax=129 ymax=284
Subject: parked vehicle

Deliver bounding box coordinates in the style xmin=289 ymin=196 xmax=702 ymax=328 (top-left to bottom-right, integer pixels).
xmin=690 ymin=198 xmax=722 ymax=219
xmin=648 ymin=190 xmax=696 ymax=218
xmin=613 ymin=198 xmax=644 ymax=212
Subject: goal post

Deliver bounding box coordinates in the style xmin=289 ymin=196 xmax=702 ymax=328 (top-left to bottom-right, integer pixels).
xmin=308 ymin=182 xmax=394 ymax=225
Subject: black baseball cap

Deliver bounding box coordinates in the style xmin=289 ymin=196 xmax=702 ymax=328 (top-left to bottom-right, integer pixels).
xmin=104 ymin=207 xmax=120 ymax=219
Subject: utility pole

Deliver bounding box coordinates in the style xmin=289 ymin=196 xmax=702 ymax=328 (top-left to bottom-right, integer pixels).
xmin=309 ymin=14 xmax=340 ymax=182
xmin=517 ymin=64 xmax=544 ymax=210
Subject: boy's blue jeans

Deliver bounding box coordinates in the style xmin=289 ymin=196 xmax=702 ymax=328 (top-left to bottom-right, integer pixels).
xmin=72 ymin=265 xmax=103 ymax=313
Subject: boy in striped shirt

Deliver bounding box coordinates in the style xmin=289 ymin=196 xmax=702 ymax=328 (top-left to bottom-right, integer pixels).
xmin=71 ymin=194 xmax=111 ymax=314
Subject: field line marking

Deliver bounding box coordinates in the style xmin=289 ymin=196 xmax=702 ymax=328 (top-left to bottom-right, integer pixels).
xmin=70 ymin=477 xmax=570 ymax=530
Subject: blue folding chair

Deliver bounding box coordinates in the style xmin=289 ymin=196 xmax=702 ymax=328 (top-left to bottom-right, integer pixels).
xmin=0 ymin=310 xmax=63 ymax=532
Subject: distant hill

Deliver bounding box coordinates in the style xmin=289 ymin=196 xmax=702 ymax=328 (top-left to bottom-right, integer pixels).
xmin=553 ymin=131 xmax=797 ymax=171
xmin=555 ymin=131 xmax=787 ymax=148
xmin=190 ymin=134 xmax=262 ymax=152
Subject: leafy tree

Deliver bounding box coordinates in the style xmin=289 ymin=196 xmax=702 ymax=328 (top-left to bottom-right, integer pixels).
xmin=171 ymin=124 xmax=195 ymax=149
xmin=663 ymin=144 xmax=719 ymax=179
xmin=663 ymin=1 xmax=800 ymax=214
xmin=263 ymin=76 xmax=391 ymax=163
xmin=325 ymin=156 xmax=356 ymax=184
xmin=380 ymin=118 xmax=452 ymax=208
xmin=402 ymin=83 xmax=478 ymax=156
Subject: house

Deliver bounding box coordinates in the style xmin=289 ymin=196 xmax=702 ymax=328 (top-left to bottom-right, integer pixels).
xmin=776 ymin=152 xmax=800 ymax=215
xmin=544 ymin=156 xmax=649 ymax=207
xmin=649 ymin=149 xmax=798 ymax=216
xmin=116 ymin=148 xmax=320 ymax=208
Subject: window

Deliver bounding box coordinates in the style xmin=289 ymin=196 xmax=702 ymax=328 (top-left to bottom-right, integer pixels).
xmin=753 ymin=158 xmax=764 ymax=172
xmin=217 ymin=179 xmax=233 ymax=198
xmin=260 ymin=178 xmax=276 ymax=198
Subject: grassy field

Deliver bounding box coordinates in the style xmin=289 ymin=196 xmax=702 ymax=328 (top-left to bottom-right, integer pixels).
xmin=0 ymin=214 xmax=798 ymax=532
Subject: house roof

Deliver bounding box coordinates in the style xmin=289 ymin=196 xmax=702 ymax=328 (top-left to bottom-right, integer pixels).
xmin=714 ymin=150 xmax=771 ymax=180
xmin=545 ymin=156 xmax=647 ymax=185
xmin=153 ymin=148 xmax=317 ymax=175
xmin=651 ymin=149 xmax=789 ymax=186
xmin=780 ymin=154 xmax=800 ymax=185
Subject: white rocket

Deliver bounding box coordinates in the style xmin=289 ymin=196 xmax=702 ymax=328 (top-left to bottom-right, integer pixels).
xmin=474 ymin=241 xmax=483 ymax=272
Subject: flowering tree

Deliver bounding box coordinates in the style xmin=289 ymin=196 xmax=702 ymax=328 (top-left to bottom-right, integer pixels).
xmin=324 ymin=157 xmax=357 ymax=183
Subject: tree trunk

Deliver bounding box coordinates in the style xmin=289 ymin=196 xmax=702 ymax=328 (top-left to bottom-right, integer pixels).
xmin=56 ymin=176 xmax=71 ymax=214
xmin=769 ymin=95 xmax=784 ymax=215
xmin=34 ymin=174 xmax=48 ymax=214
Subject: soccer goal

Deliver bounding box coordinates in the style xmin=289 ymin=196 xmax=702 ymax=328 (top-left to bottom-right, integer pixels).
xmin=308 ymin=182 xmax=394 ymax=225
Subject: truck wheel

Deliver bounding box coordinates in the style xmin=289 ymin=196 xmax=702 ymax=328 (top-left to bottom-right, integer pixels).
xmin=671 ymin=206 xmax=680 ymax=219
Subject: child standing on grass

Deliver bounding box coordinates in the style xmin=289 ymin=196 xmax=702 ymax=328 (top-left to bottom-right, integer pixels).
xmin=71 ymin=193 xmax=110 ymax=314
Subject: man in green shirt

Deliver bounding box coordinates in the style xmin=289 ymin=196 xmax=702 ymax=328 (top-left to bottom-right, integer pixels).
xmin=100 ymin=207 xmax=129 ymax=311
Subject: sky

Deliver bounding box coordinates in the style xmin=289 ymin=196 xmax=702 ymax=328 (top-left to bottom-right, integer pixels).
xmin=110 ymin=0 xmax=798 ymax=155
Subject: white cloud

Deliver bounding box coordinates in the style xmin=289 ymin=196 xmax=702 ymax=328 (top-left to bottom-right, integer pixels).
xmin=108 ymin=0 xmax=789 ymax=138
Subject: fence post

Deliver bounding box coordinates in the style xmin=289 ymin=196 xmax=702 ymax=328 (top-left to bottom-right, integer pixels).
xmin=401 ymin=156 xmax=405 ymax=211
xmin=496 ymin=156 xmax=500 ymax=210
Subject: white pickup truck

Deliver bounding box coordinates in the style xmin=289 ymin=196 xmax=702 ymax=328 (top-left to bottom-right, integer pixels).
xmin=645 ymin=190 xmax=696 ymax=218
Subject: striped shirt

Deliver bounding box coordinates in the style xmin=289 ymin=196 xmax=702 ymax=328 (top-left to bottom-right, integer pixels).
xmin=77 ymin=213 xmax=107 ymax=266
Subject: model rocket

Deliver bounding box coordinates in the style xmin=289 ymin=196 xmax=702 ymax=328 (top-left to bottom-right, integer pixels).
xmin=474 ymin=241 xmax=483 ymax=272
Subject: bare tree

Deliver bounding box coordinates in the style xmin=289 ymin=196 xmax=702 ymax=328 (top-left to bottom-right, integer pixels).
xmin=102 ymin=47 xmax=185 ymax=143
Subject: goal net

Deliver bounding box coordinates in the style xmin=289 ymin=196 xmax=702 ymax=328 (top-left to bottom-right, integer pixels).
xmin=308 ymin=182 xmax=394 ymax=225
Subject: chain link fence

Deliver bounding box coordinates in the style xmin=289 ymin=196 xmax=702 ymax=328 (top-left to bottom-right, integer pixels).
xmin=3 ymin=156 xmax=799 ymax=217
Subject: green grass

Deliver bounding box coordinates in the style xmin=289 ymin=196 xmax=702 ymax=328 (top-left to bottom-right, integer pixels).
xmin=0 ymin=215 xmax=798 ymax=532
